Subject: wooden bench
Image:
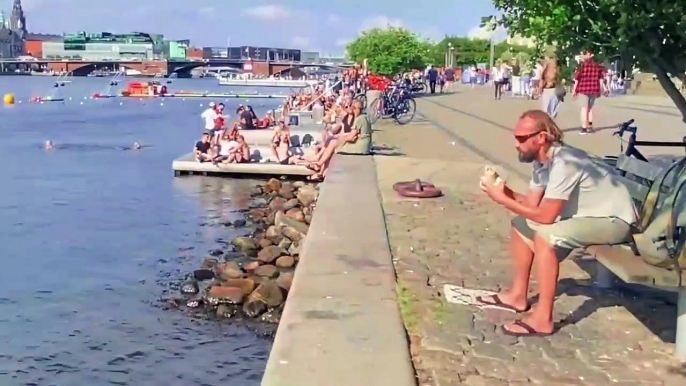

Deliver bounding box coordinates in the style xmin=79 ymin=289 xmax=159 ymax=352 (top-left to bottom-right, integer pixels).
xmin=588 ymin=154 xmax=686 ymax=361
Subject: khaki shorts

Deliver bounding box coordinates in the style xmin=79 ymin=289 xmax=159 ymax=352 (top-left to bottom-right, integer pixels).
xmin=577 ymin=94 xmax=596 ymax=109
xmin=511 ymin=216 xmax=632 ymax=261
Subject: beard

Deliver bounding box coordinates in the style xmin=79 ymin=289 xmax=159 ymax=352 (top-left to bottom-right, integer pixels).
xmin=518 ymin=150 xmax=536 ymax=163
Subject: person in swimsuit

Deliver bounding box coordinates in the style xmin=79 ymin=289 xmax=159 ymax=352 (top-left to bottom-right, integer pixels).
xmin=222 ymin=134 xmax=250 ymax=164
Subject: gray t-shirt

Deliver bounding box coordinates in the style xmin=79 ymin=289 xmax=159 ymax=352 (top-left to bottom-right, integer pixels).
xmin=530 ymin=145 xmax=637 ymax=224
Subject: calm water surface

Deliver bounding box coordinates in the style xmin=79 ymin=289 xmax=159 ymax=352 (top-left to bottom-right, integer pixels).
xmin=0 ymin=76 xmax=287 ymax=385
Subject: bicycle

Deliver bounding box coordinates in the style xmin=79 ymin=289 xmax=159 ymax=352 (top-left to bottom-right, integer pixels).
xmin=367 ymin=83 xmax=417 ymax=125
xmin=603 ymin=118 xmax=686 ymax=182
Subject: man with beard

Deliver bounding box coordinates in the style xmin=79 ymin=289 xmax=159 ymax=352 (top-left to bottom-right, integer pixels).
xmin=478 ymin=109 xmax=636 ymax=337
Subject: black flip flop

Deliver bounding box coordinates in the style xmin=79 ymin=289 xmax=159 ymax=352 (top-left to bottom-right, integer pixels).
xmin=501 ymin=321 xmax=553 ymax=337
xmin=476 ymin=295 xmax=531 ymax=313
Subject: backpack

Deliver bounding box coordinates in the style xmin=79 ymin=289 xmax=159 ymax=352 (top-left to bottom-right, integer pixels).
xmin=632 ymin=157 xmax=686 ymax=271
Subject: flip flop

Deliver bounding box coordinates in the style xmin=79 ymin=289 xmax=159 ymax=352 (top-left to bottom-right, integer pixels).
xmin=501 ymin=321 xmax=553 ymax=337
xmin=306 ymin=163 xmax=322 ymax=173
xmin=476 ymin=295 xmax=531 ymax=313
xmin=307 ymin=174 xmax=324 ymax=182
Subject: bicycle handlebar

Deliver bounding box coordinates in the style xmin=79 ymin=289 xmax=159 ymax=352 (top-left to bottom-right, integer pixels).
xmin=613 ymin=119 xmax=636 ymax=137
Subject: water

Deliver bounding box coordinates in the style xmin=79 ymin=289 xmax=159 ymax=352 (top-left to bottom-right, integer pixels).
xmin=0 ymin=76 xmax=287 ymax=385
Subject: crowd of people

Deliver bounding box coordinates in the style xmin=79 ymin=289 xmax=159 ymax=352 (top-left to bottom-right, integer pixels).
xmin=192 ymin=65 xmax=372 ymax=181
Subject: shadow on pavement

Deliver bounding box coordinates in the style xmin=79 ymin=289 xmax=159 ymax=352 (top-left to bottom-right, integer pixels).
xmin=611 ymin=105 xmax=681 ymax=118
xmin=372 ymin=144 xmax=405 ymax=157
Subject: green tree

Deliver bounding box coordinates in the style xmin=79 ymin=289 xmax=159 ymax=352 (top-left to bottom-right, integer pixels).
xmin=489 ymin=0 xmax=686 ymax=123
xmin=346 ymin=27 xmax=431 ymax=75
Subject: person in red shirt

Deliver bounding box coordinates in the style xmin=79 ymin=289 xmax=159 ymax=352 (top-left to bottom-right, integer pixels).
xmin=573 ymin=52 xmax=608 ymax=135
xmin=212 ymin=103 xmax=227 ymax=145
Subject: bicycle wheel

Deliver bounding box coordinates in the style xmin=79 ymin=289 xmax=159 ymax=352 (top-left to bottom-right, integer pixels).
xmin=393 ymin=98 xmax=416 ymax=125
xmin=368 ymin=97 xmax=383 ymax=124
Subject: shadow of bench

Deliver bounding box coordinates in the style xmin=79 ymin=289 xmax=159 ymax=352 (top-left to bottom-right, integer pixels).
xmin=590 ymin=154 xmax=686 ymax=361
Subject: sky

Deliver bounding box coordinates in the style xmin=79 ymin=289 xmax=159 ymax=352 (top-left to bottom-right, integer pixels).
xmin=1 ymin=0 xmax=502 ymax=54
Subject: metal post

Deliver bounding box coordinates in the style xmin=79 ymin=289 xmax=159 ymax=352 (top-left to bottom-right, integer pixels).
xmin=677 ymin=286 xmax=686 ymax=361
xmin=595 ymin=264 xmax=614 ymax=288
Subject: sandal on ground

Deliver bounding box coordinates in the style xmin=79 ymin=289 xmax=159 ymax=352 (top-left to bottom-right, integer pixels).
xmin=501 ymin=321 xmax=553 ymax=337
xmin=476 ymin=295 xmax=531 ymax=313
xmin=307 ymin=174 xmax=324 ymax=182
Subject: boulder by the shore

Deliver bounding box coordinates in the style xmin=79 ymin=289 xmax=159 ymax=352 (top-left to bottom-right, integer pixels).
xmin=165 ymin=178 xmax=319 ymax=327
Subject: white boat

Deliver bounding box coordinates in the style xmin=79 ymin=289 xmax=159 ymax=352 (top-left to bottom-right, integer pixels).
xmin=218 ymin=77 xmax=319 ymax=88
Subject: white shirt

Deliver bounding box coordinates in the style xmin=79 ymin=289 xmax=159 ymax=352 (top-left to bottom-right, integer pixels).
xmin=533 ymin=64 xmax=543 ymax=80
xmin=201 ymin=108 xmax=219 ymax=130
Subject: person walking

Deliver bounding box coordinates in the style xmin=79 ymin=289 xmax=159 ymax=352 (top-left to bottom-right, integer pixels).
xmin=540 ymin=57 xmax=562 ymax=118
xmin=573 ymin=51 xmax=608 ymax=135
xmin=428 ymin=65 xmax=438 ymax=94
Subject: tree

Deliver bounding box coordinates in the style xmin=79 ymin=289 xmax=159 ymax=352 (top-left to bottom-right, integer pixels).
xmin=346 ymin=27 xmax=431 ymax=76
xmin=489 ymin=0 xmax=686 ymax=123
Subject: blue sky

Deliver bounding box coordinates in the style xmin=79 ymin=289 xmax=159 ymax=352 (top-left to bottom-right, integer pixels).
xmin=3 ymin=0 xmax=498 ymax=54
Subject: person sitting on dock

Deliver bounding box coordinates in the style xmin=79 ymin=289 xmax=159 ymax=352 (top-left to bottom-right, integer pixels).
xmin=306 ymin=99 xmax=371 ymax=180
xmin=194 ymin=132 xmax=212 ymax=162
xmin=222 ymin=134 xmax=250 ymax=164
xmin=237 ymin=105 xmax=256 ymax=130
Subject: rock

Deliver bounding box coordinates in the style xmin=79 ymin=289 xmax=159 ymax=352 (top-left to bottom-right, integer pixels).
xmin=282 ymin=198 xmax=299 ymax=211
xmin=292 ymin=181 xmax=305 ymax=188
xmin=278 ymin=187 xmax=295 ymax=199
xmin=249 ymin=197 xmax=268 ymax=208
xmin=304 ymin=215 xmax=312 ymax=224
xmin=186 ymin=297 xmax=203 ymax=308
xmin=250 ymin=186 xmax=264 ymax=196
xmin=232 ymin=219 xmax=247 ymax=227
xmin=251 ymin=281 xmax=284 ymax=308
xmin=275 ymin=255 xmax=295 ymax=268
xmin=243 ymin=297 xmax=267 ymax=317
xmin=207 ymin=286 xmax=244 ymax=305
xmin=209 ymin=249 xmax=223 ymax=256
xmin=193 ymin=269 xmax=215 ymax=281
xmin=276 ymin=215 xmax=309 ymax=235
xmin=180 ymin=279 xmax=199 ymax=295
xmin=248 ymin=208 xmax=268 ymax=220
xmin=265 ymin=178 xmax=282 ymax=193
xmin=258 ymin=238 xmax=273 ymax=249
xmin=255 ymin=264 xmax=279 ymax=278
xmin=216 ymin=304 xmax=236 ymax=318
xmin=260 ymin=309 xmax=281 ymax=324
xmin=202 ymin=258 xmax=219 ymax=269
xmin=277 ymin=238 xmax=292 ymax=251
xmin=285 ymin=208 xmax=305 ymax=222
xmin=257 ymin=245 xmax=284 ymax=264
xmin=296 ymin=185 xmax=319 ymax=206
xmin=265 ymin=225 xmax=281 ymax=239
xmin=222 ymin=278 xmax=256 ymax=296
xmin=244 ymin=261 xmax=261 ymax=272
xmin=269 ymin=197 xmax=287 ymax=211
xmin=232 ymin=236 xmax=257 ymax=251
xmin=215 ymin=261 xmax=244 ymax=280
xmin=282 ymin=226 xmax=306 ymax=242
xmin=276 ymin=272 xmax=294 ymax=291
xmin=288 ymin=242 xmax=302 ymax=257
xmin=302 ymin=205 xmax=312 ymax=216
xmin=265 ymin=211 xmax=276 ymax=226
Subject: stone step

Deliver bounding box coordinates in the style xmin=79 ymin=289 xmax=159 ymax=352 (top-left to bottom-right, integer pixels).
xmin=239 ymin=124 xmax=323 ymax=147
xmin=247 ymin=144 xmax=318 ymax=163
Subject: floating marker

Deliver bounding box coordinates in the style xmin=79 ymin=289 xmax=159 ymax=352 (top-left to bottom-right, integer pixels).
xmin=80 ymin=102 xmax=83 ymax=105
xmin=160 ymin=102 xmax=164 ymax=106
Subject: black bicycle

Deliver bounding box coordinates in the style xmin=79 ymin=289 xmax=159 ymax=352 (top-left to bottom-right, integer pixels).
xmin=367 ymin=83 xmax=416 ymax=125
xmin=603 ymin=118 xmax=686 ymax=180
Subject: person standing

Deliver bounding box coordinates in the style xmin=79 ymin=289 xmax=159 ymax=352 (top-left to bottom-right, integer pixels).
xmin=493 ymin=65 xmax=502 ymax=100
xmin=540 ymin=57 xmax=562 ymax=118
xmin=511 ymin=59 xmax=522 ymax=97
xmin=573 ymin=51 xmax=608 ymax=135
xmin=428 ymin=65 xmax=438 ymax=94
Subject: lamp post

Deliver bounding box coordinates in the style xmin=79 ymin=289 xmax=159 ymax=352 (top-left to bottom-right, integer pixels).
xmin=445 ymin=42 xmax=453 ymax=67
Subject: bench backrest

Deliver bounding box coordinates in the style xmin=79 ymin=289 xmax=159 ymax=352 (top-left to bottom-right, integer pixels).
xmin=615 ymin=154 xmax=665 ymax=205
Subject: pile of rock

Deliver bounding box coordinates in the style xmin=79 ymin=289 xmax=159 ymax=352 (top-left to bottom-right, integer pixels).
xmin=172 ymin=178 xmax=319 ymax=325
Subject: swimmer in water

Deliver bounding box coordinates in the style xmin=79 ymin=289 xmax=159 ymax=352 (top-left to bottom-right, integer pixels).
xmin=45 ymin=140 xmax=54 ymax=151
xmin=133 ymin=141 xmax=142 ymax=150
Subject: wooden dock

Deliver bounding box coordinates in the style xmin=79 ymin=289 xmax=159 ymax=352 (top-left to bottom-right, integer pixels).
xmin=172 ymin=152 xmax=314 ymax=177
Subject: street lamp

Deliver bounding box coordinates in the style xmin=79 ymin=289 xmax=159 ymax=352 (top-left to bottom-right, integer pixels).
xmin=445 ymin=42 xmax=452 ymax=67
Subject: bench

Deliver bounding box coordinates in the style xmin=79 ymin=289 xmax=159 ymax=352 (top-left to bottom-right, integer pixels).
xmin=588 ymin=154 xmax=686 ymax=361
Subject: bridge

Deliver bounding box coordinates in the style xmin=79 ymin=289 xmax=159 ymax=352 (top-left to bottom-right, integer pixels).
xmin=0 ymin=58 xmax=352 ymax=77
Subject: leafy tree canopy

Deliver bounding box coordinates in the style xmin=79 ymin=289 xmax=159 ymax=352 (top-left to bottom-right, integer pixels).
xmin=426 ymin=36 xmax=534 ymax=67
xmin=346 ymin=27 xmax=432 ymax=76
xmin=489 ymin=0 xmax=686 ymax=122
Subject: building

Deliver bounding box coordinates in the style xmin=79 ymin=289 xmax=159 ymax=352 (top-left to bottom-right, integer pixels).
xmin=211 ymin=46 xmax=301 ymax=61
xmin=301 ymin=51 xmax=320 ymax=64
xmin=42 ymin=31 xmax=155 ymax=60
xmin=0 ymin=0 xmax=27 ymax=59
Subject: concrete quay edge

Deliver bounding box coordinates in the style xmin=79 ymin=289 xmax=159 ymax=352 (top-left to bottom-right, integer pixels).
xmin=261 ymin=155 xmax=416 ymax=386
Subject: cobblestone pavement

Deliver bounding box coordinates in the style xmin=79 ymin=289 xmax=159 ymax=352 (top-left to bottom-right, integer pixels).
xmin=372 ymin=87 xmax=686 ymax=385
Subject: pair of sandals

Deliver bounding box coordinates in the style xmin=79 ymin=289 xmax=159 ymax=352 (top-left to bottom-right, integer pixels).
xmin=476 ymin=295 xmax=553 ymax=337
xmin=305 ymin=163 xmax=324 ymax=181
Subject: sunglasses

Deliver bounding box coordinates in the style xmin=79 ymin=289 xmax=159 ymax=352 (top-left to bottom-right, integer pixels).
xmin=515 ymin=131 xmax=543 ymax=143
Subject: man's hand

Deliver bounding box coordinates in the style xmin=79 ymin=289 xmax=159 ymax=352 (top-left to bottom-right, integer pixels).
xmin=483 ymin=181 xmax=508 ymax=204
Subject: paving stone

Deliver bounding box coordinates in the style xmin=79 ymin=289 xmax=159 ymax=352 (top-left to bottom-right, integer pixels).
xmin=374 ymin=91 xmax=683 ymax=386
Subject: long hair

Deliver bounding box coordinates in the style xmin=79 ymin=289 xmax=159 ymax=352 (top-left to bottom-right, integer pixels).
xmin=520 ymin=110 xmax=564 ymax=144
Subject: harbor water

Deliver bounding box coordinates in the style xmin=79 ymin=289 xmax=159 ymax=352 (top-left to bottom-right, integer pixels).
xmin=0 ymin=76 xmax=288 ymax=385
